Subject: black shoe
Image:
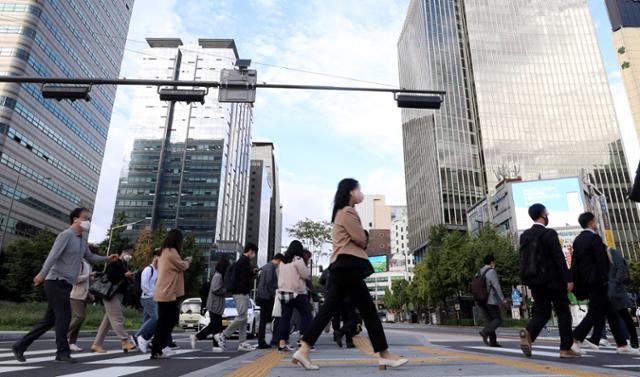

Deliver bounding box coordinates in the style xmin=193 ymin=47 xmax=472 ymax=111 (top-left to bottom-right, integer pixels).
xmin=346 ymin=341 xmax=355 ymax=349
xmin=54 ymin=355 xmax=77 ymax=364
xmin=335 ymin=330 xmax=343 ymax=348
xmin=12 ymin=346 xmax=25 ymax=362
xmin=489 ymin=343 xmax=503 ymax=348
xmin=479 ymin=331 xmax=489 ymax=346
xmin=257 ymin=344 xmax=272 ymax=349
xmin=150 ymin=353 xmax=169 ymax=359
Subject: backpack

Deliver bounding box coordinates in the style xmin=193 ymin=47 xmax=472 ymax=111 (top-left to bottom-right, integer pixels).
xmin=519 ymin=231 xmax=547 ymax=286
xmin=133 ymin=265 xmax=154 ymax=301
xmin=223 ymin=263 xmax=237 ymax=292
xmin=471 ymin=268 xmax=493 ymax=304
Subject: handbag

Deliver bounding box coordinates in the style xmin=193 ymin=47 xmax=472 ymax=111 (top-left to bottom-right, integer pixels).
xmin=272 ymin=292 xmax=282 ymax=318
xmin=89 ymin=273 xmax=123 ymax=300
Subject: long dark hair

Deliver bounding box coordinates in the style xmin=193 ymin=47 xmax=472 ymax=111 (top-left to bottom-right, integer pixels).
xmin=283 ymin=240 xmax=304 ymax=263
xmin=331 ymin=178 xmax=359 ymax=223
xmin=215 ymin=256 xmax=230 ymax=275
xmin=161 ymin=229 xmax=183 ymax=255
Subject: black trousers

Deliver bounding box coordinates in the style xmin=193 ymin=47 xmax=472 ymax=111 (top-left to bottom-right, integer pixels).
xmin=526 ymin=287 xmax=573 ymax=350
xmin=618 ymin=308 xmax=639 ymax=348
xmin=13 ymin=280 xmax=72 ymax=357
xmin=151 ymin=301 xmax=179 ymax=355
xmin=196 ymin=312 xmax=222 ymax=347
xmin=575 ymin=287 xmax=626 ymax=347
xmin=304 ymin=268 xmax=388 ymax=353
xmin=256 ymin=297 xmax=274 ymax=346
xmin=339 ymin=300 xmax=358 ymax=340
xmin=480 ymin=304 xmax=502 ymax=344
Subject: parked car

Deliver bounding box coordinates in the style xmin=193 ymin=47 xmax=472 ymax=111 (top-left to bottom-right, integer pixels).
xmin=198 ymin=297 xmax=260 ymax=338
xmin=179 ymin=298 xmax=203 ymax=330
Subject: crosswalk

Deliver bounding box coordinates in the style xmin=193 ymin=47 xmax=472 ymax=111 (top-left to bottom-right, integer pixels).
xmin=0 ymin=345 xmax=232 ymax=376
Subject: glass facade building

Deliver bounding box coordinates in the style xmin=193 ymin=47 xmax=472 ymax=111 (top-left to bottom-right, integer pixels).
xmin=115 ymin=39 xmax=252 ymax=261
xmin=0 ymin=1 xmax=133 ymax=244
xmin=399 ymin=0 xmax=640 ymax=258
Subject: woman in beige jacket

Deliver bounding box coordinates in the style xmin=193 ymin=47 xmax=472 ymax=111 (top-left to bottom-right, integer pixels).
xmin=292 ymin=178 xmax=408 ymax=371
xmin=150 ymin=229 xmax=191 ymax=359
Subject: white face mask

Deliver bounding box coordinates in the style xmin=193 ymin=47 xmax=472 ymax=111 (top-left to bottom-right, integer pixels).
xmin=80 ymin=220 xmax=91 ymax=231
xmin=123 ymin=254 xmax=133 ymax=262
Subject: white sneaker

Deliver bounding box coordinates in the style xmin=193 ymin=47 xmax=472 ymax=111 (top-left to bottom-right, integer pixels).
xmin=213 ymin=333 xmax=226 ymax=351
xmin=581 ymin=339 xmax=599 ymax=350
xmin=190 ymin=334 xmax=197 ymax=350
xmin=600 ymin=339 xmax=611 ymax=347
xmin=570 ymin=342 xmax=583 ymax=355
xmin=137 ymin=336 xmax=149 ymax=354
xmin=162 ymin=346 xmax=176 ymax=356
xmin=617 ymin=345 xmax=640 ymax=355
xmin=238 ymin=342 xmax=255 ymax=352
xmin=212 ymin=346 xmax=224 ymax=353
xmin=69 ymin=344 xmax=82 ymax=352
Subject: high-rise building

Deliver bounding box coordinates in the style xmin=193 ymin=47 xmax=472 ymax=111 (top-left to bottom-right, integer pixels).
xmin=606 ymin=0 xmax=640 ymax=142
xmin=399 ymin=0 xmax=640 ymax=259
xmin=0 ymin=1 xmax=133 ymax=246
xmin=246 ymin=159 xmax=272 ymax=267
xmin=249 ymin=141 xmax=282 ymax=260
xmin=115 ymin=39 xmax=252 ymax=261
xmin=355 ymin=195 xmax=392 ymax=231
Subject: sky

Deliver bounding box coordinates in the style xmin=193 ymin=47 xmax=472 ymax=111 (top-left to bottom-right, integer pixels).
xmin=88 ymin=0 xmax=640 ymax=245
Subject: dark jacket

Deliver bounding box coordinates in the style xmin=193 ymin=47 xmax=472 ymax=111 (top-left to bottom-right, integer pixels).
xmin=232 ymin=254 xmax=255 ymax=295
xmin=105 ymin=259 xmax=129 ymax=295
xmin=256 ymin=262 xmax=278 ymax=301
xmin=519 ymin=224 xmax=571 ymax=290
xmin=607 ymin=248 xmax=631 ymax=310
xmin=571 ymin=230 xmax=609 ymax=291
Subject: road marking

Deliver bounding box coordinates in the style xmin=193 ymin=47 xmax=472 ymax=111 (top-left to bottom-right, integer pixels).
xmin=602 ymin=365 xmax=640 ymax=368
xmin=412 ymin=346 xmax=622 ymax=377
xmin=172 ymin=356 xmax=230 ymax=360
xmin=466 ymin=346 xmax=594 ymax=358
xmin=533 ymin=345 xmax=616 ymax=355
xmin=86 ymin=349 xmax=193 ymax=364
xmin=225 ymin=350 xmax=286 ymax=377
xmin=0 ymin=348 xmax=59 ymax=358
xmin=0 ymin=351 xmax=113 ymax=364
xmin=0 ymin=366 xmax=41 ymax=374
xmin=56 ymin=366 xmax=157 ymax=377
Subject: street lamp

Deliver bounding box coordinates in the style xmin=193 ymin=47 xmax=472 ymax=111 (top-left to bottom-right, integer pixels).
xmin=106 ymin=218 xmax=146 ymax=254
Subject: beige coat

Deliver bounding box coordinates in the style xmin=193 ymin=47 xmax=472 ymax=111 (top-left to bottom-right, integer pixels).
xmin=153 ymin=248 xmax=189 ymax=302
xmin=330 ymin=206 xmax=368 ymax=263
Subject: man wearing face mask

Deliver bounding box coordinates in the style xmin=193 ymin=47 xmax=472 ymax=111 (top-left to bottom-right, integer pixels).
xmin=91 ymin=245 xmax=137 ymax=353
xmin=12 ymin=207 xmax=119 ymax=363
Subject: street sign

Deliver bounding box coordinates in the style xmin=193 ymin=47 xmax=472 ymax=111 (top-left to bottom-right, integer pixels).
xmin=454 ymin=303 xmax=460 ymax=311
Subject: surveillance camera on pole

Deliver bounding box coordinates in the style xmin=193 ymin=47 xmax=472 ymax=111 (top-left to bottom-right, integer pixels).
xmin=41 ymin=84 xmax=91 ymax=102
xmin=219 ymin=59 xmax=257 ymax=103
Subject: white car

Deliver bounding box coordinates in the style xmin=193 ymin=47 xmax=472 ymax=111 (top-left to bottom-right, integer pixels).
xmin=198 ymin=297 xmax=260 ymax=338
xmin=179 ymin=298 xmax=203 ymax=330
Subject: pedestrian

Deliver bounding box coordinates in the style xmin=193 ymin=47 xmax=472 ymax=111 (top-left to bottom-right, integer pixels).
xmin=150 ymin=229 xmax=192 ymax=359
xmin=596 ymin=247 xmax=638 ymax=349
xmin=12 ymin=207 xmax=118 ymax=363
xmin=571 ymin=212 xmax=636 ymax=355
xmin=214 ymin=243 xmax=258 ymax=352
xmin=476 ymin=254 xmax=507 ymax=347
xmin=191 ymin=257 xmax=230 ymax=352
xmin=256 ymin=253 xmax=284 ymax=349
xmin=276 ymin=241 xmax=313 ymax=352
xmin=518 ymin=203 xmax=579 ymax=358
xmin=91 ymin=246 xmax=137 ymax=353
xmin=134 ymin=248 xmax=167 ymax=354
xmin=67 ymin=253 xmax=97 ymax=352
xmin=292 ymin=178 xmax=408 ymax=370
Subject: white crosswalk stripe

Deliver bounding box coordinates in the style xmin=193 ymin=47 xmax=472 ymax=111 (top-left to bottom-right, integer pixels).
xmin=0 ymin=348 xmax=60 ymax=358
xmin=0 ymin=351 xmax=115 ymax=365
xmin=86 ymin=349 xmax=194 ymax=364
xmin=465 ymin=346 xmax=594 ymax=358
xmin=0 ymin=366 xmax=41 ymax=374
xmin=54 ymin=366 xmax=158 ymax=377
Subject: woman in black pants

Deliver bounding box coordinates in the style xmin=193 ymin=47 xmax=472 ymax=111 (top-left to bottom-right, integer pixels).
xmin=292 ymin=178 xmax=408 ymax=371
xmin=607 ymin=248 xmax=639 ymax=348
xmin=191 ymin=257 xmax=230 ymax=351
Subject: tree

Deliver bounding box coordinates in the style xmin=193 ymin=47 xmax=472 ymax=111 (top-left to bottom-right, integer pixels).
xmin=287 ymin=218 xmax=332 ymax=271
xmin=384 ymin=279 xmax=410 ymax=311
xmin=181 ymin=233 xmax=203 ymax=298
xmin=629 ymin=260 xmax=640 ymax=294
xmin=99 ymin=211 xmax=132 ymax=255
xmin=0 ymin=229 xmax=56 ymax=302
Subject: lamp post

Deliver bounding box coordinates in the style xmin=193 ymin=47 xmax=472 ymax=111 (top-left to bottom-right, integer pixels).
xmin=106 ymin=219 xmax=145 ymax=254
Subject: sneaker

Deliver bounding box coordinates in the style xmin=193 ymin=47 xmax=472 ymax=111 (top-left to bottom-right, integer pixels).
xmin=238 ymin=342 xmax=255 ymax=352
xmin=600 ymin=339 xmax=611 ymax=347
xmin=559 ymin=350 xmax=581 ymax=358
xmin=137 ymin=336 xmax=149 ymax=354
xmin=150 ymin=353 xmax=169 ymax=359
xmin=69 ymin=344 xmax=83 ymax=352
xmin=169 ymin=342 xmax=180 ymax=350
xmin=479 ymin=331 xmax=489 ymax=346
xmin=190 ymin=334 xmax=197 ymax=350
xmin=278 ymin=344 xmax=296 ymax=352
xmin=489 ymin=343 xmax=503 ymax=348
xmin=570 ymin=342 xmax=583 ymax=355
xmin=162 ymin=346 xmax=176 ymax=356
xmin=617 ymin=345 xmax=640 ymax=355
xmin=54 ymin=355 xmax=78 ymax=364
xmin=519 ymin=329 xmax=532 ymax=357
xmin=581 ymin=339 xmax=599 ymax=350
xmin=212 ymin=346 xmax=224 ymax=353
xmin=11 ymin=346 xmax=25 ymax=362
xmin=214 ymin=333 xmax=226 ymax=351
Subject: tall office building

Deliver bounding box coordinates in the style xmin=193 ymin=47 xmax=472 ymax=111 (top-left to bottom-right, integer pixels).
xmin=0 ymin=1 xmax=133 ymax=246
xmin=606 ymin=0 xmax=640 ymax=142
xmin=399 ymin=0 xmax=640 ymax=258
xmin=249 ymin=141 xmax=282 ymax=261
xmin=246 ymin=159 xmax=271 ymax=267
xmin=115 ymin=39 xmax=252 ymax=259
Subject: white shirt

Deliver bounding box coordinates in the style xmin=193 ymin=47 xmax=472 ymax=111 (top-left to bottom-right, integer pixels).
xmin=140 ymin=264 xmax=158 ymax=299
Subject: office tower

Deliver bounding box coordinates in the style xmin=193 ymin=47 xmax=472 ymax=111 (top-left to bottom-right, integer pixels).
xmin=115 ymin=39 xmax=252 ymax=260
xmin=606 ymin=0 xmax=640 ymax=142
xmin=0 ymin=1 xmax=133 ymax=246
xmin=399 ymin=0 xmax=640 ymax=258
xmin=246 ymin=159 xmax=272 ymax=267
xmin=249 ymin=141 xmax=282 ymax=261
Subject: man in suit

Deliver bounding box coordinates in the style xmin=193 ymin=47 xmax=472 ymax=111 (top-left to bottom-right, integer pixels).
xmin=571 ymin=212 xmax=636 ymax=355
xmin=518 ymin=203 xmax=579 ymax=358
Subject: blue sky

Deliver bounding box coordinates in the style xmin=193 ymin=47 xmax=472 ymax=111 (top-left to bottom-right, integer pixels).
xmin=89 ymin=0 xmax=640 ymax=245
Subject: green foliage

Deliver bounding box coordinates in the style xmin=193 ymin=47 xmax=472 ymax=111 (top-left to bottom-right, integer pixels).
xmin=0 ymin=230 xmax=56 ymax=302
xmin=629 ymin=260 xmax=640 ymax=294
xmin=286 ymin=218 xmax=332 ymax=251
xmin=384 ymin=279 xmax=411 ymax=310
xmin=181 ymin=233 xmax=204 ymax=298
